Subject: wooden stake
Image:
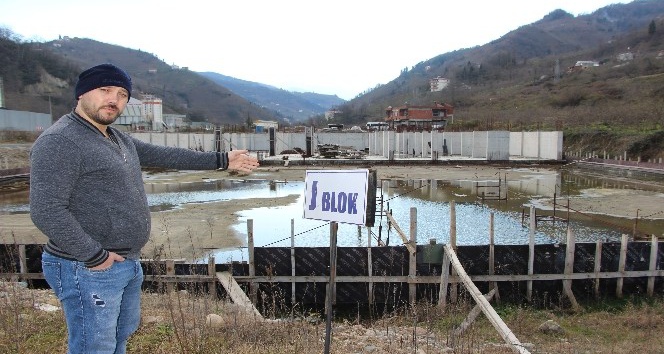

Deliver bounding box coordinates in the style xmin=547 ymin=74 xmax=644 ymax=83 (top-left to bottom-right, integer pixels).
xmin=528 ymin=205 xmax=535 ymax=302
xmin=616 ymin=234 xmax=628 ymax=298
xmin=409 ymin=207 xmax=417 ymax=305
xmin=489 ymin=212 xmax=500 ymax=302
xmin=450 ymin=201 xmax=458 ymax=303
xmin=563 ymin=228 xmax=581 ymax=311
xmin=444 ymin=245 xmax=531 ymax=354
xmin=594 ymin=241 xmax=603 ymax=299
xmin=291 ymin=219 xmax=296 ymax=307
xmin=207 ymin=256 xmax=216 ymax=299
xmin=648 ymin=235 xmax=659 ymax=297
xmin=248 ymin=219 xmax=256 ymax=304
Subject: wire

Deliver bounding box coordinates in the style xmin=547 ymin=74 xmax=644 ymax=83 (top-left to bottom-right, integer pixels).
xmin=259 ymin=221 xmax=331 ymax=247
xmin=383 ymin=180 xmax=431 ymax=202
xmin=643 ymin=210 xmax=664 ymax=218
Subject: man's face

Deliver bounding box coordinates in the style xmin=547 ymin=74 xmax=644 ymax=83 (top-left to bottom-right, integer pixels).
xmin=77 ymin=86 xmax=129 ymax=126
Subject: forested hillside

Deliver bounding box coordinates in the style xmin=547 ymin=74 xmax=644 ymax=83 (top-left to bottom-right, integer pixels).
xmin=0 ymin=33 xmax=279 ymax=125
xmin=327 ymin=1 xmax=664 ymax=159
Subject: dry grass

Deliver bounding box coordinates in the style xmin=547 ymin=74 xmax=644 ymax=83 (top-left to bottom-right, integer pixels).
xmin=1 ymin=280 xmax=664 ymax=354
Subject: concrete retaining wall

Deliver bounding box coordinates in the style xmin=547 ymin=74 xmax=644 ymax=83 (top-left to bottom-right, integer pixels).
xmin=0 ymin=110 xmax=51 ymax=132
xmin=509 ymin=131 xmax=563 ymax=160
xmin=129 ymin=130 xmax=564 ymax=161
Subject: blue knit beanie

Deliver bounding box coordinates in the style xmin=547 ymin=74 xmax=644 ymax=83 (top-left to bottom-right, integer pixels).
xmin=74 ymin=63 xmax=132 ymax=100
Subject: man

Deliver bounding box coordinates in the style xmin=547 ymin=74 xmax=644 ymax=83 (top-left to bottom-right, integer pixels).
xmin=30 ymin=63 xmax=259 ymax=354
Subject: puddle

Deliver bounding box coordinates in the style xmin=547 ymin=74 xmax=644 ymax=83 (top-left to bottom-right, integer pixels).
xmin=3 ymin=168 xmax=663 ymax=263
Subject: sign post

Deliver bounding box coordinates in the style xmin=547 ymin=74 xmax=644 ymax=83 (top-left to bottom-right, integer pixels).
xmin=323 ymin=221 xmax=337 ymax=354
xmin=303 ymin=169 xmax=370 ymax=354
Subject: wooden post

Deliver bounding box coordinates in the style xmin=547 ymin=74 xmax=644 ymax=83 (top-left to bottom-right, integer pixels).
xmin=648 ymin=235 xmax=659 ymax=297
xmin=18 ymin=245 xmax=27 ymax=274
xmin=166 ymin=259 xmax=175 ymax=293
xmin=248 ymin=219 xmax=257 ymax=304
xmin=367 ymin=226 xmax=374 ymax=306
xmin=450 ymin=288 xmax=497 ymax=346
xmin=438 ymin=248 xmax=450 ymax=309
xmin=489 ymin=212 xmax=500 ymax=302
xmin=450 ymin=201 xmax=458 ymax=303
xmin=443 ymin=245 xmax=530 ymax=354
xmin=528 ymin=205 xmax=535 ymax=302
xmin=616 ymin=234 xmax=628 ymax=298
xmin=409 ymin=207 xmax=417 ymax=305
xmin=324 ymin=222 xmax=338 ymax=354
xmin=207 ymin=256 xmax=216 ymax=299
xmin=594 ymin=241 xmax=603 ymax=299
xmin=385 ymin=212 xmax=415 ymax=254
xmin=18 ymin=245 xmax=27 ymax=283
xmin=291 ymin=219 xmax=296 ymax=307
xmin=563 ymin=228 xmax=581 ymax=311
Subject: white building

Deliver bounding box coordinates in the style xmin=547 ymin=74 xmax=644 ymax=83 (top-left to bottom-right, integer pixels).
xmin=141 ymin=94 xmax=164 ymax=131
xmin=430 ymin=76 xmax=450 ymax=92
xmin=574 ymin=61 xmax=600 ymax=68
xmin=116 ymin=97 xmax=144 ymax=126
xmin=115 ymin=94 xmax=165 ymax=130
xmin=163 ymin=114 xmax=187 ymax=129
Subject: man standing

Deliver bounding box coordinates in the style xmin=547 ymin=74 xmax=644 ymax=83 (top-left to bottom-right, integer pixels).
xmin=29 ymin=63 xmax=259 ymax=354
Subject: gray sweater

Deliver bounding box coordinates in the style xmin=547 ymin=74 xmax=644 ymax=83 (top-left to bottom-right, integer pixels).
xmin=30 ymin=112 xmax=228 ymax=267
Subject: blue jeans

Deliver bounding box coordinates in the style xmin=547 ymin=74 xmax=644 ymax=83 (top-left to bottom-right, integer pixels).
xmin=42 ymin=252 xmax=143 ymax=354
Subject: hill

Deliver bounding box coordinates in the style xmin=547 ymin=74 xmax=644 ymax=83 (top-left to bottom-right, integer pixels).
xmin=199 ymin=72 xmax=345 ymax=122
xmin=2 ymin=1 xmax=664 ymax=159
xmin=0 ymin=34 xmax=280 ymax=125
xmin=332 ymin=0 xmax=664 ymax=160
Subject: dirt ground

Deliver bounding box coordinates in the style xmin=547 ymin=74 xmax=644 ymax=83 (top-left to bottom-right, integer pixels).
xmin=1 ymin=144 xmax=663 ymax=260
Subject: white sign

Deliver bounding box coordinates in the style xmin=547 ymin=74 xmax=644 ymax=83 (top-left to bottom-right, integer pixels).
xmin=303 ymin=169 xmax=369 ymax=225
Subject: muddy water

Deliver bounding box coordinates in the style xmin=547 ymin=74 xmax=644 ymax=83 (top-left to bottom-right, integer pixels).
xmin=211 ymin=170 xmax=664 ymax=261
xmin=2 ymin=169 xmax=662 ymax=263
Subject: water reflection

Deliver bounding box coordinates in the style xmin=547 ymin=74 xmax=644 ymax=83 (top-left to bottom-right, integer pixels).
xmin=2 ymin=169 xmax=662 ymax=264
xmin=144 ymin=179 xmax=301 ymax=212
xmin=212 ymin=171 xmax=664 ymax=262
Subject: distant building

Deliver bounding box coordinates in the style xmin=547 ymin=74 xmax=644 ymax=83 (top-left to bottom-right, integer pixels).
xmin=142 ymin=94 xmax=164 ymax=131
xmin=190 ymin=121 xmax=215 ymax=131
xmin=366 ymin=121 xmax=389 ymax=131
xmin=574 ymin=60 xmax=600 ymax=68
xmin=163 ymin=114 xmax=187 ymax=130
xmin=385 ymin=102 xmax=454 ymax=132
xmin=115 ymin=97 xmax=144 ymax=127
xmin=253 ymin=119 xmax=278 ymax=132
xmin=325 ymin=109 xmax=342 ymax=120
xmin=114 ymin=94 xmax=164 ymax=131
xmin=617 ymin=52 xmax=634 ymax=62
xmin=429 ymin=76 xmax=450 ymax=92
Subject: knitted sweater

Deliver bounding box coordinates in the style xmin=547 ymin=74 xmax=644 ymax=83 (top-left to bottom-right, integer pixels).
xmin=30 ymin=112 xmax=228 ymax=267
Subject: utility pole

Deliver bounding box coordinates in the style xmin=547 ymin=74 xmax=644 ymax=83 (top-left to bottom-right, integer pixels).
xmin=0 ymin=77 xmax=4 ymax=108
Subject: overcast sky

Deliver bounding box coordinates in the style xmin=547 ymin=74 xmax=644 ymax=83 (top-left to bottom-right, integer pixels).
xmin=1 ymin=0 xmax=630 ymax=100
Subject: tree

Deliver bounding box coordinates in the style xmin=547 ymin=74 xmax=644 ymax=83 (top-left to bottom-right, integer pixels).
xmin=649 ymin=20 xmax=656 ymax=36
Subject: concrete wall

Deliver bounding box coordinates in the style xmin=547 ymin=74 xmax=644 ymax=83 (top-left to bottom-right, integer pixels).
xmin=132 ymin=132 xmax=216 ymax=151
xmin=0 ymin=110 xmax=51 ymax=131
xmin=509 ymin=131 xmax=563 ymax=160
xmin=128 ymin=130 xmax=564 ymax=161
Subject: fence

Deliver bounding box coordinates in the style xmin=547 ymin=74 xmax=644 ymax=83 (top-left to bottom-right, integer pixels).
xmin=2 ymin=206 xmax=662 ymax=308
xmin=128 ymin=130 xmax=564 ymax=161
